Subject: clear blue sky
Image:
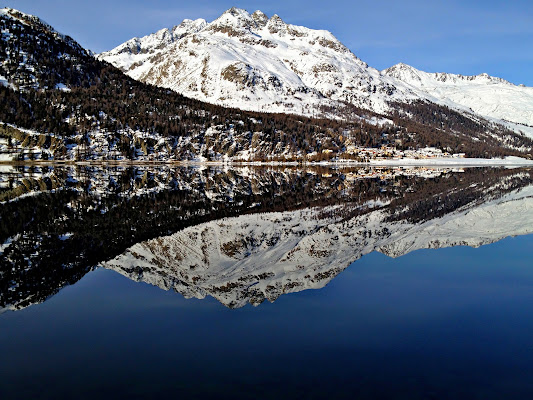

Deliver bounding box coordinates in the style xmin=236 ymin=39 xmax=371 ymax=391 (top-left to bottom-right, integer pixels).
xmin=7 ymin=0 xmax=533 ymax=86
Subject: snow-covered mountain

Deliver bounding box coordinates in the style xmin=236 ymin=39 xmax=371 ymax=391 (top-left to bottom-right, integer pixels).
xmin=99 ymin=7 xmax=413 ymax=116
xmin=104 ymin=175 xmax=533 ymax=308
xmin=383 ymin=63 xmax=533 ymax=128
xmin=100 ymin=7 xmax=533 ymax=133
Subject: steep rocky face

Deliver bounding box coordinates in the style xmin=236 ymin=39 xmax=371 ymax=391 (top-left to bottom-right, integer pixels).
xmin=99 ymin=8 xmax=411 ymax=116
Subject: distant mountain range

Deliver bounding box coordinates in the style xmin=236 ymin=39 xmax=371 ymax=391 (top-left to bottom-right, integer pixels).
xmin=1 ymin=7 xmax=533 ymax=162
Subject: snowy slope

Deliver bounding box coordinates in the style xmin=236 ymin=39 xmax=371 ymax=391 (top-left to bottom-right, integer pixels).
xmin=104 ymin=181 xmax=533 ymax=308
xmin=383 ymin=63 xmax=533 ymax=128
xmin=99 ymin=8 xmax=414 ymax=116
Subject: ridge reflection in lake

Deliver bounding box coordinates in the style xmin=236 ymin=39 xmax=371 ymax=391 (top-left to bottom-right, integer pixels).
xmin=1 ymin=165 xmax=532 ymax=311
xmin=1 ymin=165 xmax=533 ymax=398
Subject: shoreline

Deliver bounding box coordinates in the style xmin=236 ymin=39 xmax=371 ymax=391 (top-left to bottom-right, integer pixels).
xmin=1 ymin=157 xmax=533 ymax=168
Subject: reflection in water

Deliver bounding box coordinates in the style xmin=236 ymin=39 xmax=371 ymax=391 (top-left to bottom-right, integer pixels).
xmin=1 ymin=165 xmax=532 ymax=310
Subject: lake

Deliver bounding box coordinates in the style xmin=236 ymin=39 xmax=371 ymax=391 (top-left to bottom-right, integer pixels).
xmin=1 ymin=165 xmax=533 ymax=399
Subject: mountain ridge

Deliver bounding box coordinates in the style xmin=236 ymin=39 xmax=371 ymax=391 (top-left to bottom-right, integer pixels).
xmin=98 ymin=7 xmax=407 ymax=117
xmin=384 ymin=63 xmax=515 ymax=86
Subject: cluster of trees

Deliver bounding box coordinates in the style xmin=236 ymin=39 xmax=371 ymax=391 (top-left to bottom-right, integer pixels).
xmin=0 ymin=10 xmax=101 ymax=91
xmin=390 ymin=101 xmax=533 ymax=158
xmin=0 ymin=71 xmax=398 ymax=160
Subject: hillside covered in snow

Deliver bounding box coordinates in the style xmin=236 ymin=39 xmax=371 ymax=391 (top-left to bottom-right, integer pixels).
xmin=99 ymin=7 xmax=408 ymax=117
xmin=384 ymin=63 xmax=533 ymax=129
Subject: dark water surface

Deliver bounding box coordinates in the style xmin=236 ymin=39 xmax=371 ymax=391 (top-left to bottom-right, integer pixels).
xmin=1 ymin=165 xmax=532 ymax=399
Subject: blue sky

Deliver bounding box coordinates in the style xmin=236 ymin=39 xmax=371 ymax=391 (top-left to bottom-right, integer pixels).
xmin=7 ymin=0 xmax=533 ymax=86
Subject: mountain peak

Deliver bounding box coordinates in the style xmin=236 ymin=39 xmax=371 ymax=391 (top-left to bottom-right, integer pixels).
xmin=251 ymin=10 xmax=269 ymax=27
xmin=385 ymin=63 xmax=417 ymax=72
xmin=171 ymin=18 xmax=207 ymax=38
xmin=211 ymin=8 xmax=289 ymax=34
xmin=218 ymin=7 xmax=253 ymax=23
xmin=223 ymin=7 xmax=248 ymax=15
xmin=266 ymin=14 xmax=287 ymax=34
xmin=391 ymin=62 xmax=413 ymax=70
xmin=154 ymin=27 xmax=171 ymax=40
xmin=207 ymin=7 xmax=258 ymax=34
xmin=472 ymin=72 xmax=511 ymax=85
xmin=383 ymin=63 xmax=423 ymax=82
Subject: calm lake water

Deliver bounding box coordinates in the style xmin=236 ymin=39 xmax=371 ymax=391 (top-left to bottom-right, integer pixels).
xmin=1 ymin=165 xmax=532 ymax=399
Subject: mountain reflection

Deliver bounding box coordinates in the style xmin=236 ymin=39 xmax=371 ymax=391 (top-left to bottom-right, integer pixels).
xmin=1 ymin=165 xmax=532 ymax=311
